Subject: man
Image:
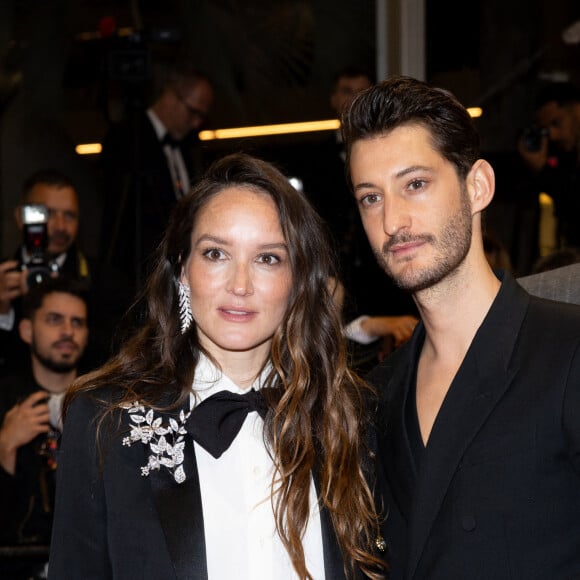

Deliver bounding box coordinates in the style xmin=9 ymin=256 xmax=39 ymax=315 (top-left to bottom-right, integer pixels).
xmin=0 ymin=169 xmax=91 ymax=376
xmin=0 ymin=277 xmax=88 ymax=578
xmin=100 ymin=60 xmax=214 ymax=294
xmin=296 ymin=67 xmax=417 ymax=371
xmin=342 ymin=76 xmax=580 ymax=578
xmin=298 ymin=66 xmax=374 ymax=263
xmin=517 ymin=81 xmax=580 ymax=248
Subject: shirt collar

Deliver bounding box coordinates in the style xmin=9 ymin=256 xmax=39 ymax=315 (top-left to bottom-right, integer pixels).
xmin=147 ymin=108 xmax=169 ymax=142
xmin=192 ymin=353 xmax=273 ymax=404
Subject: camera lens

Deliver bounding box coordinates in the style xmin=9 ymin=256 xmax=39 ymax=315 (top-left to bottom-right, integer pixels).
xmin=522 ymin=126 xmax=548 ymax=152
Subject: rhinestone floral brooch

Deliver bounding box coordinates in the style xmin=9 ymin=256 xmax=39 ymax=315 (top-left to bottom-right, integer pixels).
xmin=121 ymin=394 xmax=194 ymax=484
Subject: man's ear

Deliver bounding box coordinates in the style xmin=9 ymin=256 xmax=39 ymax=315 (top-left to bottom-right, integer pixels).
xmin=467 ymin=159 xmax=495 ymax=214
xmin=19 ymin=318 xmax=32 ymax=345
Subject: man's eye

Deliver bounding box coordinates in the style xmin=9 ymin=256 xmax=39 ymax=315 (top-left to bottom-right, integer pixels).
xmin=46 ymin=314 xmax=63 ymax=325
xmin=408 ymin=179 xmax=426 ymax=191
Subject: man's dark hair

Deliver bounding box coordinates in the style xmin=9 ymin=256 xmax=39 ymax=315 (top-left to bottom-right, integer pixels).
xmin=533 ymin=81 xmax=580 ymax=111
xmin=21 ymin=169 xmax=76 ymax=201
xmin=163 ymin=59 xmax=213 ymax=94
xmin=21 ymin=276 xmax=89 ymax=320
xmin=341 ymin=75 xmax=480 ymax=187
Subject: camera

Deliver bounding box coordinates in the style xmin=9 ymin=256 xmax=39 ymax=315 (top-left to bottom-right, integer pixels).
xmin=522 ymin=125 xmax=549 ymax=152
xmin=21 ymin=203 xmax=59 ymax=288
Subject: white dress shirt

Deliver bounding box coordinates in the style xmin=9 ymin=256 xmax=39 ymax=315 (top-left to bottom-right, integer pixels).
xmin=147 ymin=109 xmax=191 ymax=198
xmin=192 ymin=355 xmax=325 ymax=579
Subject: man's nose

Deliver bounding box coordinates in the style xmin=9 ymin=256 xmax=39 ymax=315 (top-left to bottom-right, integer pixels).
xmin=383 ymin=195 xmax=411 ymax=236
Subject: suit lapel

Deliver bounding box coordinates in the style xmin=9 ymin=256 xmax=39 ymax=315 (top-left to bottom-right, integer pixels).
xmin=378 ymin=332 xmax=422 ymax=520
xmin=406 ymin=273 xmax=528 ymax=578
xmin=150 ymin=434 xmax=208 ymax=580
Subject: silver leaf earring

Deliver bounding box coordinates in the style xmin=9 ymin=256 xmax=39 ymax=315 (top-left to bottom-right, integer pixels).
xmin=178 ymin=281 xmax=193 ymax=334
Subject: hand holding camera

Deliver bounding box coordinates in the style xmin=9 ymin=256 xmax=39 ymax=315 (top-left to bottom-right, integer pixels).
xmin=20 ymin=203 xmax=60 ymax=289
xmin=0 ymin=260 xmax=26 ymax=314
xmin=517 ymin=125 xmax=550 ymax=173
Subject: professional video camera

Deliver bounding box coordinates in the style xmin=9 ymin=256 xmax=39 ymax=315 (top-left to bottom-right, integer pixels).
xmin=21 ymin=204 xmax=59 ymax=288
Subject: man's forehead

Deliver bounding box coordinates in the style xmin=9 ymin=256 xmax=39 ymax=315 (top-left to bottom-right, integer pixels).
xmin=38 ymin=292 xmax=87 ymax=315
xmin=28 ymin=184 xmax=79 ymax=208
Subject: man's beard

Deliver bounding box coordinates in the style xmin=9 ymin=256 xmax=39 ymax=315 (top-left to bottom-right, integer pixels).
xmin=32 ymin=340 xmax=80 ymax=373
xmin=374 ymin=190 xmax=473 ymax=293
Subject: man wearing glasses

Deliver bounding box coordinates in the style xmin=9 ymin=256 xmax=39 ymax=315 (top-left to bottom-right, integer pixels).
xmin=100 ymin=60 xmax=214 ymax=297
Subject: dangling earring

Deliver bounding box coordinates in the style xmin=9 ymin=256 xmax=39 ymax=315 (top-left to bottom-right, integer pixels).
xmin=178 ymin=281 xmax=193 ymax=334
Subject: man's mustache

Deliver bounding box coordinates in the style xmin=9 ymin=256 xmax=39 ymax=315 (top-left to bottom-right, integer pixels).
xmin=53 ymin=339 xmax=79 ymax=350
xmin=381 ymin=233 xmax=435 ymax=255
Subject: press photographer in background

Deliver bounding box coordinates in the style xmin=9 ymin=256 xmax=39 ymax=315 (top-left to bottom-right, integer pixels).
xmin=0 ymin=169 xmax=92 ymax=378
xmin=517 ymin=80 xmax=580 ymax=250
xmin=0 ymin=277 xmax=89 ymax=580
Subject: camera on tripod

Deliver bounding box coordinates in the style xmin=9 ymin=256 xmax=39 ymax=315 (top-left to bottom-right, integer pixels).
xmin=21 ymin=203 xmax=59 ymax=288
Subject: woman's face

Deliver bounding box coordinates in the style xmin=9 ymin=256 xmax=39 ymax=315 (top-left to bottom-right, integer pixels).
xmin=183 ymin=186 xmax=293 ymax=364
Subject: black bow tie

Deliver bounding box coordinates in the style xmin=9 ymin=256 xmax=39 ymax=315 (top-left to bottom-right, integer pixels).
xmin=162 ymin=133 xmax=180 ymax=148
xmin=185 ymin=389 xmax=268 ymax=458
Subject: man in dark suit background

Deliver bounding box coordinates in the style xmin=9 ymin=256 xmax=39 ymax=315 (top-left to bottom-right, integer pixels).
xmin=99 ymin=61 xmax=213 ymax=298
xmin=342 ymin=76 xmax=580 ymax=578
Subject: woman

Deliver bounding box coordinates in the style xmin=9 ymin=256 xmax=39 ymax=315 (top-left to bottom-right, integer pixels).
xmin=48 ymin=153 xmax=386 ymax=579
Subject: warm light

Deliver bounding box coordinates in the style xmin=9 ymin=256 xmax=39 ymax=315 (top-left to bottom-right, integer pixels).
xmin=467 ymin=107 xmax=483 ymax=118
xmin=77 ymin=109 xmax=483 ymax=151
xmin=199 ymin=119 xmax=341 ymax=141
xmin=75 ymin=143 xmax=102 ymax=155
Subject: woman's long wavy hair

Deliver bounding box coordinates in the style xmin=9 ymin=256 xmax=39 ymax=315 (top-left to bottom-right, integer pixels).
xmin=66 ymin=152 xmax=385 ymax=579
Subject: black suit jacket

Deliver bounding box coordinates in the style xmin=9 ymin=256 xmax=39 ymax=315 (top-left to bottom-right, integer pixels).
xmin=0 ymin=368 xmax=56 ymax=548
xmin=48 ymin=392 xmax=356 ymax=579
xmin=99 ymin=113 xmax=195 ymax=294
xmin=369 ymin=272 xmax=580 ymax=579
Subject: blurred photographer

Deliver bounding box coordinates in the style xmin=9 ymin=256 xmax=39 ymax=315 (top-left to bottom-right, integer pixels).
xmin=0 ymin=170 xmax=91 ymax=377
xmin=517 ymin=81 xmax=580 ymax=249
xmin=0 ymin=277 xmax=88 ymax=579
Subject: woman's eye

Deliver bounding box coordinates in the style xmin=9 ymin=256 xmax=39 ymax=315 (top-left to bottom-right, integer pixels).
xmin=257 ymin=254 xmax=280 ymax=265
xmin=203 ymin=248 xmax=225 ymax=261
xmin=359 ymin=193 xmax=380 ymax=207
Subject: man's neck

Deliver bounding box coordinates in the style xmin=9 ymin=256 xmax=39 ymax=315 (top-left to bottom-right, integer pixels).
xmin=415 ymin=258 xmax=501 ymax=363
xmin=32 ymin=359 xmax=77 ymax=394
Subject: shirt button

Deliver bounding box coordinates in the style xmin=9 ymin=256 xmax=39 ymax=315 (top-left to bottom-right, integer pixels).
xmin=461 ymin=514 xmax=476 ymax=531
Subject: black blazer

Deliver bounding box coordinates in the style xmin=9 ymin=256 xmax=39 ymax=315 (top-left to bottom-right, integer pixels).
xmin=48 ymin=392 xmax=355 ymax=579
xmin=99 ymin=113 xmax=194 ymax=292
xmin=370 ymin=272 xmax=580 ymax=579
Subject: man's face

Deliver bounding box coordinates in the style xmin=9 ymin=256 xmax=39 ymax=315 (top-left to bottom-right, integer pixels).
xmin=23 ymin=183 xmax=79 ymax=256
xmin=171 ymin=79 xmax=214 ymax=140
xmin=20 ymin=292 xmax=88 ymax=373
xmin=330 ymin=75 xmax=372 ymax=115
xmin=349 ymin=124 xmax=473 ymax=292
xmin=536 ymin=100 xmax=580 ymax=153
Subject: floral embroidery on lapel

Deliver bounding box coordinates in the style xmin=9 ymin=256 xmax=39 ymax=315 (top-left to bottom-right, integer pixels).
xmin=121 ymin=394 xmax=194 ymax=484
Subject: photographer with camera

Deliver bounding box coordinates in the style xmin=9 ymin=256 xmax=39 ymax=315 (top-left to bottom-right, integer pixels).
xmin=517 ymin=80 xmax=580 ymax=249
xmin=0 ymin=277 xmax=89 ymax=579
xmin=0 ymin=169 xmax=91 ymax=377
